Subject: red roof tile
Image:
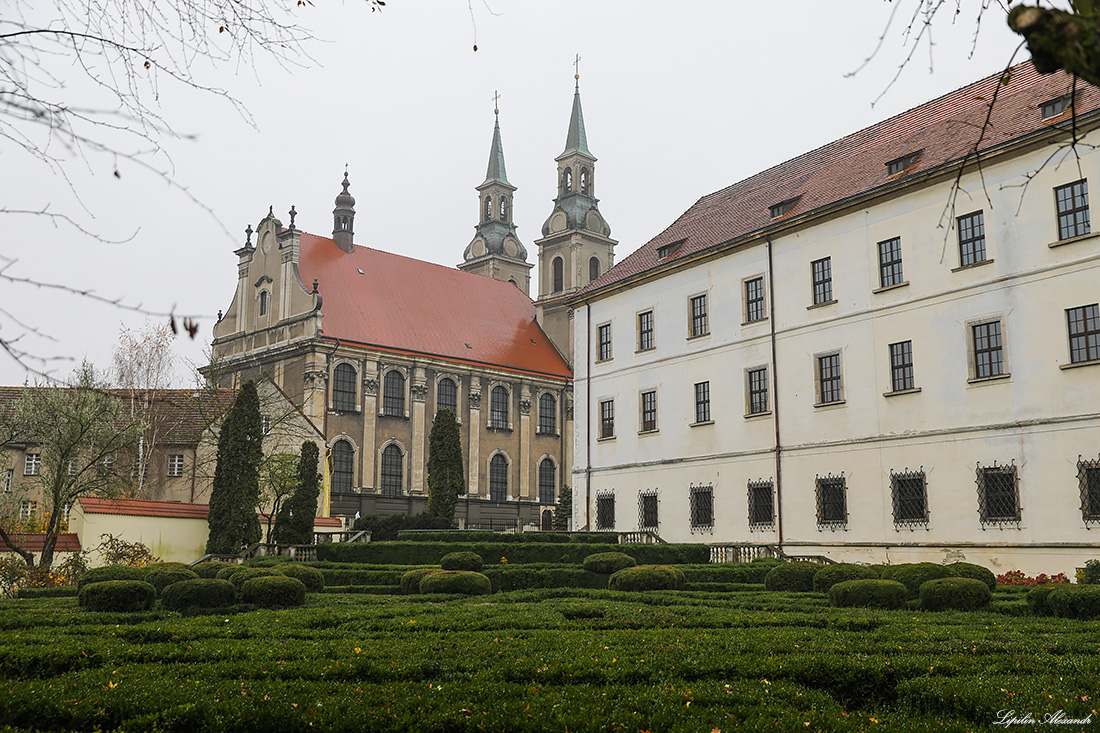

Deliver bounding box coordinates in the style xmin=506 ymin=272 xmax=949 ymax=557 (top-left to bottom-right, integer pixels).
xmin=0 ymin=532 xmax=81 ymax=553
xmin=580 ymin=63 xmax=1099 ymax=297
xmin=78 ymin=496 xmax=211 ymax=519
xmin=297 ymin=235 xmax=572 ymax=380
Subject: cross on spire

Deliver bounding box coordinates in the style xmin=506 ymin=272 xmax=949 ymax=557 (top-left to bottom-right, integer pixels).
xmin=492 ymin=90 xmax=501 ymax=116
xmin=574 ymin=53 xmax=581 ymax=84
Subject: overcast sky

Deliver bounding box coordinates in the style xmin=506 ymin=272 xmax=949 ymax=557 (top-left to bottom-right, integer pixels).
xmin=0 ymin=1 xmax=1033 ymax=386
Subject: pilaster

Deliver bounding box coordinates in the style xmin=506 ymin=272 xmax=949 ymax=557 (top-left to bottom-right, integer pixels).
xmin=361 ymin=359 xmax=379 ymax=490
xmin=411 ymin=366 xmax=428 ymax=494
xmin=468 ymin=377 xmax=482 ymax=497
xmin=519 ymin=384 xmax=532 ymax=500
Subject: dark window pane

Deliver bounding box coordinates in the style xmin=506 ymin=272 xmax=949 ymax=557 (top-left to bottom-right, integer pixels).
xmin=489 ymin=454 xmax=508 ymax=501
xmin=437 ymin=378 xmax=457 ymax=415
xmin=383 ymin=370 xmax=405 ymax=416
xmin=333 ymin=363 xmax=357 ymax=412
xmin=380 ymin=445 xmax=403 ymax=496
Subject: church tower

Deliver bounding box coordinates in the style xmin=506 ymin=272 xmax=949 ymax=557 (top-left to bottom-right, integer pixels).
xmin=534 ymin=72 xmax=617 ymax=364
xmin=458 ymin=100 xmax=533 ymax=294
xmin=332 ymin=169 xmax=356 ymax=253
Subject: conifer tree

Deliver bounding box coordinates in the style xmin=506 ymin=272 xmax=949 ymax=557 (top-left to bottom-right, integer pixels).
xmin=426 ymin=409 xmax=464 ymax=521
xmin=205 ymin=381 xmax=263 ymax=555
xmin=275 ymin=441 xmax=320 ymax=545
xmin=553 ymin=485 xmax=573 ymax=531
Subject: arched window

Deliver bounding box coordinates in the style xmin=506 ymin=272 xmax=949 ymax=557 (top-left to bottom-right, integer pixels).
xmin=437 ymin=377 xmax=457 ymax=416
xmin=538 ymin=393 xmax=556 ymax=434
xmin=383 ymin=370 xmax=405 ymax=417
xmin=538 ymin=458 xmax=556 ymax=504
xmin=490 ymin=386 xmax=509 ymax=429
xmin=483 ymin=196 xmax=492 ymax=222
xmin=499 ymin=196 xmax=508 ymax=221
xmin=552 ymin=257 xmax=564 ymax=293
xmin=332 ymin=440 xmax=353 ymax=493
xmin=589 ymin=256 xmax=600 ymax=283
xmin=489 ymin=454 xmax=508 ymax=501
xmin=259 ymin=290 xmax=269 ymax=317
xmin=564 ymin=168 xmax=573 ymax=192
xmin=580 ymin=168 xmax=590 ymax=195
xmin=333 ymin=363 xmax=357 ymax=412
xmin=560 ymin=170 xmax=570 ymax=196
xmin=380 ymin=444 xmax=403 ymax=496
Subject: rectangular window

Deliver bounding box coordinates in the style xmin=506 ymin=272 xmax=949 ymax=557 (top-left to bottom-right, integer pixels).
xmin=817 ymin=353 xmax=843 ymax=405
xmin=891 ymin=468 xmax=928 ymax=527
xmin=24 ymin=453 xmax=40 ymax=476
xmin=640 ymin=390 xmax=658 ymax=432
xmin=693 ymin=381 xmax=711 ymax=423
xmin=877 ymin=237 xmax=904 ymax=288
xmin=599 ymin=399 xmax=615 ymax=440
xmin=595 ymin=493 xmax=616 ymax=530
xmin=689 ymin=294 xmax=708 ymax=338
xmin=1056 ymin=179 xmax=1090 ymax=240
xmin=816 ymin=475 xmax=847 ymax=527
xmin=889 ymin=340 xmax=915 ymax=392
xmin=748 ymin=480 xmax=775 ymax=529
xmin=639 ymin=490 xmax=659 ymax=530
xmin=3 ymin=468 xmax=12 ymax=492
xmin=1080 ymin=456 xmax=1100 ymax=523
xmin=637 ymin=310 xmax=654 ymax=351
xmin=972 ymin=321 xmax=1004 ymax=379
xmin=597 ymin=323 xmax=613 ymax=362
xmin=811 ymin=257 xmax=833 ymax=305
xmin=744 ymin=277 xmax=766 ymax=322
xmin=1067 ymin=304 xmax=1100 ymax=364
xmin=689 ymin=484 xmax=714 ymax=532
xmin=747 ymin=367 xmax=769 ymax=415
xmin=957 ymin=211 xmax=986 ymax=266
xmin=261 ymin=415 xmax=272 ymax=435
xmin=167 ymin=454 xmax=185 ymax=478
xmin=977 ymin=463 xmax=1021 ymax=525
xmin=19 ymin=500 xmax=37 ymax=520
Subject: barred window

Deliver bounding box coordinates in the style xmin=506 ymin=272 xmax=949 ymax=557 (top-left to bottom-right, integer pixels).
xmin=380 ymin=444 xmax=403 ymax=496
xmin=748 ymin=480 xmax=775 ymax=529
xmin=689 ymin=294 xmax=708 ymax=338
xmin=817 ymin=353 xmax=843 ymax=404
xmin=538 ymin=393 xmax=557 ymax=434
xmin=333 ymin=363 xmax=357 ymax=412
xmin=167 ymin=454 xmax=185 ymax=478
xmin=745 ymin=277 xmax=766 ymax=322
xmin=538 ymin=458 xmax=556 ymax=505
xmin=976 ymin=463 xmax=1021 ymax=525
xmin=640 ymin=390 xmax=657 ymax=432
xmin=811 ymin=257 xmax=833 ymax=305
xmin=637 ymin=310 xmax=654 ymax=351
xmin=1080 ymin=455 xmax=1100 ymax=523
xmin=382 ymin=370 xmax=405 ymax=417
xmin=331 ymin=440 xmax=353 ymax=493
xmin=816 ymin=474 xmax=847 ymax=527
xmin=597 ymin=323 xmax=613 ymax=361
xmin=595 ymin=492 xmax=615 ymax=530
xmin=1055 ymin=179 xmax=1090 ymax=240
xmin=437 ymin=378 xmax=457 ymax=415
xmin=599 ymin=399 xmax=615 ymax=439
xmin=489 ymin=386 xmax=510 ymax=429
xmin=489 ymin=454 xmax=508 ymax=501
xmin=689 ymin=484 xmax=714 ymax=532
xmin=957 ymin=211 xmax=986 ymax=267
xmin=889 ymin=340 xmax=915 ymax=392
xmin=747 ymin=367 xmax=769 ymax=415
xmin=24 ymin=453 xmax=40 ymax=476
xmin=877 ymin=237 xmax=904 ymax=288
xmin=694 ymin=381 xmax=711 ymax=423
xmin=639 ymin=490 xmax=659 ymax=530
xmin=972 ymin=322 xmax=1004 ymax=379
xmin=1067 ymin=304 xmax=1100 ymax=364
xmin=891 ymin=468 xmax=928 ymax=527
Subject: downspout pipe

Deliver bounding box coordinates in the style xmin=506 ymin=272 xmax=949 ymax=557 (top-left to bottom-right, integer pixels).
xmin=766 ymin=237 xmax=784 ymax=552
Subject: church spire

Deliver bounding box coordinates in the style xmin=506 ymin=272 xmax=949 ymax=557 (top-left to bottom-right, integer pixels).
xmin=561 ymin=74 xmax=591 ymax=158
xmin=332 ymin=167 xmax=355 ymax=253
xmin=483 ymin=93 xmax=510 ymax=186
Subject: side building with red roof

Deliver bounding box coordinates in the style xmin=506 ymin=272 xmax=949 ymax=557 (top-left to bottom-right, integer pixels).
xmin=569 ymin=62 xmax=1100 ymax=576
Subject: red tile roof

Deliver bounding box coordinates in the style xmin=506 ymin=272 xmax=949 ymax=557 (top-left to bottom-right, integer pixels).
xmin=80 ymin=497 xmax=341 ymax=527
xmin=579 ymin=63 xmax=1099 ymax=297
xmin=297 ymin=235 xmax=572 ymax=380
xmin=0 ymin=532 xmax=81 ymax=553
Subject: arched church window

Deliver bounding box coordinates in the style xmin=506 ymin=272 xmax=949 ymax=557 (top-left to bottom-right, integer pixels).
xmin=489 ymin=386 xmax=509 ymax=429
xmin=484 ymin=196 xmax=492 ymax=222
xmin=538 ymin=458 xmax=556 ymax=504
xmin=589 ymin=257 xmax=600 ymax=283
xmin=383 ymin=370 xmax=405 ymax=417
xmin=564 ymin=168 xmax=573 ymax=192
xmin=489 ymin=454 xmax=508 ymax=501
xmin=333 ymin=363 xmax=357 ymax=412
xmin=552 ymin=257 xmax=564 ymax=293
xmin=332 ymin=440 xmax=353 ymax=493
xmin=380 ymin=444 xmax=403 ymax=496
xmin=437 ymin=378 xmax=457 ymax=416
xmin=500 ymin=197 xmax=508 ymax=221
xmin=581 ymin=168 xmax=590 ymax=195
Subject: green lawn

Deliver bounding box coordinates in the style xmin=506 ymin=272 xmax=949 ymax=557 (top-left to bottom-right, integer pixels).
xmin=0 ymin=588 xmax=1096 ymax=731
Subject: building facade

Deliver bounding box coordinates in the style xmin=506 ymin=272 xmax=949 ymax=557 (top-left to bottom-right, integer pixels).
xmin=571 ymin=63 xmax=1100 ymax=576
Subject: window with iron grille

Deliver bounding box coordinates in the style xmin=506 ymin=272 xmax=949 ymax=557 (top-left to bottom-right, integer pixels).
xmin=1079 ymin=455 xmax=1100 ymax=523
xmin=167 ymin=454 xmax=185 ymax=478
xmin=971 ymin=321 xmax=1004 ymax=379
xmin=489 ymin=386 xmax=510 ymax=429
xmin=382 ymin=370 xmax=405 ymax=416
xmin=1067 ymin=304 xmax=1100 ymax=363
xmin=333 ymin=363 xmax=357 ymax=412
xmin=811 ymin=257 xmax=833 ymax=304
xmin=599 ymin=399 xmax=615 ymax=439
xmin=595 ymin=492 xmax=615 ymax=530
xmin=817 ymin=353 xmax=843 ymax=404
xmin=19 ymin=500 xmax=37 ymax=520
xmin=745 ymin=277 xmax=766 ymax=322
xmin=694 ymin=381 xmax=711 ymax=423
xmin=889 ymin=340 xmax=915 ymax=392
xmin=890 ymin=468 xmax=928 ymax=527
xmin=597 ymin=323 xmax=612 ymax=361
xmin=640 ymin=390 xmax=657 ymax=432
xmin=24 ymin=453 xmax=40 ymax=476
xmin=957 ymin=211 xmax=986 ymax=266
xmin=639 ymin=490 xmax=659 ymax=530
xmin=538 ymin=458 xmax=556 ymax=504
xmin=748 ymin=480 xmax=775 ymax=529
xmin=689 ymin=484 xmax=714 ymax=532
xmin=489 ymin=454 xmax=508 ymax=501
xmin=437 ymin=378 xmax=457 ymax=415
xmin=637 ymin=310 xmax=654 ymax=351
xmin=747 ymin=367 xmax=769 ymax=414
xmin=380 ymin=444 xmax=403 ymax=496
xmin=877 ymin=237 xmax=904 ymax=288
xmin=332 ymin=440 xmax=353 ymax=492
xmin=538 ymin=393 xmax=557 ymax=434
xmin=815 ymin=474 xmax=847 ymax=527
xmin=689 ymin=294 xmax=708 ymax=337
xmin=976 ymin=463 xmax=1021 ymax=525
xmin=1056 ymin=179 xmax=1090 ymax=240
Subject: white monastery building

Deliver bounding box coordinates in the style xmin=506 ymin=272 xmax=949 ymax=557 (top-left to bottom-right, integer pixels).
xmin=571 ymin=62 xmax=1100 ymax=576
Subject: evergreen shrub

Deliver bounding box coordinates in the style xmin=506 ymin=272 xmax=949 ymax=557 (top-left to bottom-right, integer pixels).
xmin=278 ymin=564 xmax=324 ymax=592
xmin=400 ymin=568 xmax=442 ymax=595
xmin=192 ymin=562 xmax=239 ymax=579
xmin=144 ymin=567 xmax=200 ymax=595
xmin=222 ymin=567 xmax=280 ymax=589
xmin=317 ymin=541 xmax=709 ymax=566
xmin=882 ymin=563 xmax=956 ymax=598
xmin=829 ymin=579 xmax=908 ymax=609
xmin=241 ymin=575 xmax=307 ymax=608
xmin=947 ymin=562 xmax=997 ymax=591
xmin=919 ymin=577 xmax=992 ymax=611
xmin=751 ymin=557 xmax=787 ymax=568
xmin=418 ymin=570 xmax=492 ymax=596
xmin=440 ymin=551 xmax=484 ymax=572
xmin=1046 ymin=585 xmax=1100 ymax=619
xmin=582 ymin=552 xmax=636 ymax=575
xmin=397 ymin=531 xmax=573 ymax=544
xmin=161 ymin=579 xmax=237 ymax=611
xmin=78 ymin=580 xmax=156 ymax=612
xmin=1080 ymin=559 xmax=1100 ymax=585
xmin=764 ymin=562 xmax=821 ymax=592
xmin=17 ymin=586 xmax=77 ymax=599
xmin=812 ymin=563 xmax=879 ymax=592
xmin=568 ymin=533 xmax=621 ymax=544
xmin=608 ymin=565 xmax=685 ymax=592
xmin=481 ymin=566 xmax=607 ymax=592
xmin=679 ymin=564 xmax=772 ymax=584
xmin=145 ymin=562 xmax=191 ymax=573
xmin=243 ymin=556 xmax=293 ymax=567
xmin=1026 ymin=584 xmax=1059 ymax=616
xmin=78 ymin=565 xmax=148 ymax=589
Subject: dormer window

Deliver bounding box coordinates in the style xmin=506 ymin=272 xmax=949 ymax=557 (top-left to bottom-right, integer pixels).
xmin=769 ymin=197 xmax=800 ymax=219
xmin=886 ymin=151 xmax=922 ymax=177
xmin=657 ymin=240 xmax=684 ymax=260
xmin=1041 ymin=93 xmax=1075 ymax=120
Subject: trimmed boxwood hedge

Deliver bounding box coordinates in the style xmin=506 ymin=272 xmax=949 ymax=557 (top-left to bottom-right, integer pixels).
xmin=481 ymin=566 xmax=608 ymax=592
xmin=277 ymin=564 xmax=325 ymax=592
xmin=78 ymin=580 xmax=157 ymax=612
xmin=400 ymin=568 xmax=443 ymax=595
xmin=78 ymin=565 xmax=148 ymax=589
xmin=397 ymin=531 xmax=572 ymax=544
xmin=243 ymin=556 xmax=294 ymax=567
xmin=1026 ymin=584 xmax=1062 ymax=615
xmin=764 ymin=562 xmax=821 ymax=592
xmin=222 ymin=568 xmax=281 ymax=589
xmin=241 ymin=575 xmax=307 ymax=608
xmin=919 ymin=577 xmax=992 ymax=611
xmin=812 ymin=563 xmax=879 ymax=592
xmin=144 ymin=567 xmax=200 ymax=595
xmin=440 ymin=551 xmax=484 ymax=572
xmin=192 ymin=561 xmax=239 ymax=579
xmin=145 ymin=562 xmax=191 ymax=573
xmin=881 ymin=563 xmax=956 ymax=599
xmin=161 ymin=579 xmax=237 ymax=611
xmin=16 ymin=586 xmax=77 ymax=599
xmin=583 ymin=552 xmax=636 ymax=575
xmin=946 ymin=562 xmax=997 ymax=591
xmin=418 ymin=570 xmax=492 ymax=596
xmin=829 ymin=579 xmax=907 ymax=609
xmin=1046 ymin=585 xmax=1100 ymax=619
xmin=679 ymin=564 xmax=772 ymax=584
xmin=608 ymin=565 xmax=685 ymax=592
xmin=317 ymin=541 xmax=709 ymax=565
